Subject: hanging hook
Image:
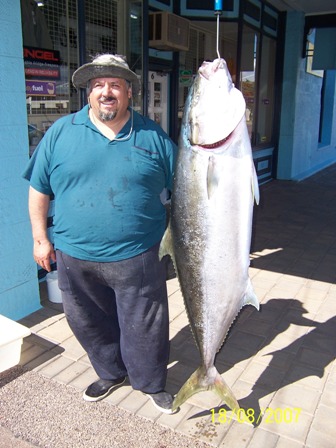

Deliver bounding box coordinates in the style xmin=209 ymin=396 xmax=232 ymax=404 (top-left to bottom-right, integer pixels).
xmin=214 ymin=0 xmax=223 ymax=59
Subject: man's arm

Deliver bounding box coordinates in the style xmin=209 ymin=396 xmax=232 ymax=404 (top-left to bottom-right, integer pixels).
xmin=29 ymin=186 xmax=56 ymax=272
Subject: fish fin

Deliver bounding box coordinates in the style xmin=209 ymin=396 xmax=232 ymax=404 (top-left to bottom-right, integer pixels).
xmin=243 ymin=278 xmax=260 ymax=310
xmin=252 ymin=165 xmax=260 ymax=205
xmin=207 ymin=155 xmax=221 ymax=200
xmin=172 ymin=365 xmax=239 ymax=412
xmin=159 ymin=224 xmax=173 ymax=260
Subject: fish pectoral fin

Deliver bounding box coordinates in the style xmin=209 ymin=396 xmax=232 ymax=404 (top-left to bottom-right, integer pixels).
xmin=243 ymin=278 xmax=260 ymax=310
xmin=159 ymin=224 xmax=173 ymax=260
xmin=207 ymin=155 xmax=221 ymax=200
xmin=251 ymin=165 xmax=260 ymax=205
xmin=172 ymin=365 xmax=239 ymax=412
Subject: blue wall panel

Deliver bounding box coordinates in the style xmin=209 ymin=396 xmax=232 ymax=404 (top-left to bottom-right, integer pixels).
xmin=0 ymin=0 xmax=41 ymax=320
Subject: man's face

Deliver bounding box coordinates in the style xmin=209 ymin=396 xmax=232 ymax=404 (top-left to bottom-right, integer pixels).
xmin=88 ymin=77 xmax=132 ymax=122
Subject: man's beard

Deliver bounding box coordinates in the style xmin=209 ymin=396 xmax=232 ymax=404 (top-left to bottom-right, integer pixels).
xmin=98 ymin=96 xmax=117 ymax=121
xmin=98 ymin=110 xmax=117 ymax=122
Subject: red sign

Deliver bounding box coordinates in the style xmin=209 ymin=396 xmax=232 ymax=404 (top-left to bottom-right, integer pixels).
xmin=24 ymin=46 xmax=60 ymax=80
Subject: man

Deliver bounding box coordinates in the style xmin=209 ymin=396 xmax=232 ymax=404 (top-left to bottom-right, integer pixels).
xmin=23 ymin=54 xmax=177 ymax=414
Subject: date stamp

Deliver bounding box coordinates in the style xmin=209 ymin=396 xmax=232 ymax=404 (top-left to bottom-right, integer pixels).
xmin=210 ymin=407 xmax=302 ymax=425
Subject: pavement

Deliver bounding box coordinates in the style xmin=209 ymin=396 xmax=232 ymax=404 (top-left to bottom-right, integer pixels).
xmin=1 ymin=163 xmax=336 ymax=447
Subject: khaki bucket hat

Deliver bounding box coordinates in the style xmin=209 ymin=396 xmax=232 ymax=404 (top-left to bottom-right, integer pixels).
xmin=72 ymin=54 xmax=140 ymax=96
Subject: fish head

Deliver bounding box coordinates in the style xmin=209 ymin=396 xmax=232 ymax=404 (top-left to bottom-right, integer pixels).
xmin=188 ymin=58 xmax=246 ymax=149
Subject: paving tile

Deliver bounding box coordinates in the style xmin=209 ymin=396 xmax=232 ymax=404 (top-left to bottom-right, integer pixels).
xmin=166 ymin=360 xmax=196 ymax=388
xmin=275 ymin=316 xmax=316 ymax=338
xmin=296 ymin=346 xmax=334 ymax=372
xmin=187 ymin=390 xmax=222 ymax=410
xmin=68 ymin=367 xmax=98 ymax=392
xmin=247 ymin=428 xmax=279 ymax=447
xmin=25 ymin=308 xmax=64 ymax=327
xmin=78 ymin=353 xmax=91 ymax=366
xmin=23 ymin=333 xmax=61 ymax=350
xmin=304 ymin=279 xmax=332 ymax=291
xmin=239 ymin=361 xmax=286 ymax=390
xmin=36 ymin=318 xmax=73 ymax=344
xmin=18 ymin=319 xmax=46 ymax=333
xmin=219 ymin=420 xmax=256 ymax=447
xmin=175 ymin=404 xmax=231 ymax=446
xmin=284 ymin=362 xmax=328 ymax=390
xmin=275 ymin=436 xmax=305 ymax=448
xmin=254 ymin=271 xmax=285 ymax=284
xmin=157 ymin=401 xmax=195 ymax=430
xmin=227 ymin=331 xmax=265 ymax=353
xmin=37 ymin=355 xmax=74 ymax=379
xmin=20 ymin=343 xmax=60 ymax=368
xmin=270 ymin=383 xmax=320 ymax=414
xmin=266 ymin=332 xmax=304 ymax=354
xmin=253 ymin=346 xmax=295 ymax=371
xmin=293 ymin=297 xmax=324 ymax=315
xmin=305 ymin=403 xmax=336 ymax=447
xmin=168 ymin=299 xmax=186 ymax=321
xmin=169 ymin=311 xmax=190 ymax=330
xmin=296 ymin=285 xmax=328 ymax=302
xmin=305 ymin=428 xmax=335 ymax=448
xmin=326 ymin=364 xmax=336 ymax=385
xmin=167 ymin=278 xmax=181 ymax=296
xmin=215 ymin=364 xmax=245 ymax=388
xmin=136 ymin=398 xmax=162 ymax=422
xmin=249 ymin=277 xmax=277 ymax=292
xmin=234 ymin=318 xmax=273 ymax=337
xmin=257 ymin=408 xmax=312 ymax=443
xmin=118 ymin=389 xmax=149 ymax=413
xmin=232 ymin=379 xmax=274 ymax=413
xmin=59 ymin=335 xmax=86 ymax=361
xmin=104 ymin=382 xmax=133 ymax=406
xmin=267 ymin=287 xmax=296 ymax=300
xmin=216 ymin=344 xmax=255 ymax=370
xmin=23 ymin=348 xmax=65 ymax=372
xmin=52 ymin=360 xmax=90 ymax=385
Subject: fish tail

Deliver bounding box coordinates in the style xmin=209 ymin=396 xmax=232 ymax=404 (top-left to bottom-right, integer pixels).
xmin=172 ymin=365 xmax=239 ymax=412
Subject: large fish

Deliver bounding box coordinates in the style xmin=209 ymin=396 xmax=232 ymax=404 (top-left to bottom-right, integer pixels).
xmin=159 ymin=58 xmax=260 ymax=412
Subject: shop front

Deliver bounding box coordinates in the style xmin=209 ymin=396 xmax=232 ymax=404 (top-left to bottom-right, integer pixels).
xmin=21 ymin=0 xmax=282 ymax=185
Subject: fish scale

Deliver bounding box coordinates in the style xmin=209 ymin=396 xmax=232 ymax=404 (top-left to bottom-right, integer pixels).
xmin=160 ymin=58 xmax=260 ymax=412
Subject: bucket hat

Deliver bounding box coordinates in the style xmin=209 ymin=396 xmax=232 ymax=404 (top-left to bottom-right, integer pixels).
xmin=72 ymin=54 xmax=140 ymax=96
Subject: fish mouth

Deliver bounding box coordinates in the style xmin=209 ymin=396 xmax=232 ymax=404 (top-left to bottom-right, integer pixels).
xmin=196 ymin=131 xmax=232 ymax=151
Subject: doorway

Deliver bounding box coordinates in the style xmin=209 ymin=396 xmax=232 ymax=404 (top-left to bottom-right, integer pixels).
xmin=148 ymin=71 xmax=169 ymax=133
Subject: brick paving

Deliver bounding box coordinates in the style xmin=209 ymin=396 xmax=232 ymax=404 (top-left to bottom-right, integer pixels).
xmin=14 ymin=163 xmax=336 ymax=447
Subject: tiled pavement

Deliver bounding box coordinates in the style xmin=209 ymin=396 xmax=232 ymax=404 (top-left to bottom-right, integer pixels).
xmin=17 ymin=164 xmax=336 ymax=447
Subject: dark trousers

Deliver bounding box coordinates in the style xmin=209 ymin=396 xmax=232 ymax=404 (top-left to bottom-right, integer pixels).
xmin=56 ymin=244 xmax=169 ymax=393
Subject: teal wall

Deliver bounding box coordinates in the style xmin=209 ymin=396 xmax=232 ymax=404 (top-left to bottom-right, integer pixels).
xmin=0 ymin=0 xmax=41 ymax=320
xmin=277 ymin=11 xmax=336 ymax=180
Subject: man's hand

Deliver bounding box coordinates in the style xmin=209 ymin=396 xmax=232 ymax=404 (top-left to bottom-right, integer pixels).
xmin=33 ymin=238 xmax=56 ymax=272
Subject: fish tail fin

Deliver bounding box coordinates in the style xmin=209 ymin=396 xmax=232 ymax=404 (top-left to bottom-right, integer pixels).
xmin=243 ymin=278 xmax=260 ymax=310
xmin=172 ymin=366 xmax=239 ymax=412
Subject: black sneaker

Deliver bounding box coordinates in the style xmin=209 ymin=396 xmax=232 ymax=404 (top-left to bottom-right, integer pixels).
xmin=144 ymin=391 xmax=176 ymax=414
xmin=83 ymin=377 xmax=126 ymax=402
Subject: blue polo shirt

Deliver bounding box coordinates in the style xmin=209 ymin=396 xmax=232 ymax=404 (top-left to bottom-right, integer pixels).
xmin=23 ymin=106 xmax=177 ymax=262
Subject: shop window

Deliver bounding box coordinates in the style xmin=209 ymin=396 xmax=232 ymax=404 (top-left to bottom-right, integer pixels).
xmin=256 ymin=35 xmax=276 ymax=146
xmin=240 ymin=25 xmax=276 ymax=148
xmin=240 ymin=26 xmax=258 ymax=144
xmin=21 ymin=0 xmax=142 ymax=156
